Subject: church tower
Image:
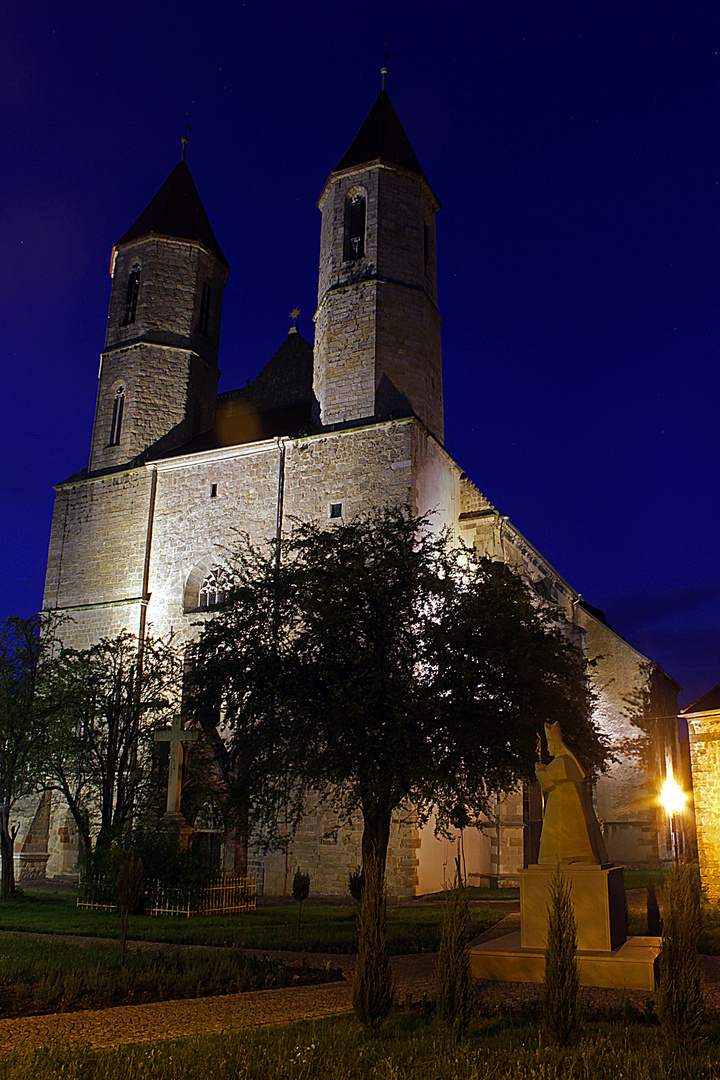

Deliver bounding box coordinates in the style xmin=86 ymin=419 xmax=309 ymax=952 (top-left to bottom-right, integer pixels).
xmin=89 ymin=162 xmax=230 ymax=472
xmin=313 ymin=89 xmax=444 ymax=443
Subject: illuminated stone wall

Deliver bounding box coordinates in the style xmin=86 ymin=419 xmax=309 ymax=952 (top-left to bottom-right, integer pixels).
xmin=90 ymin=235 xmax=226 ymax=473
xmin=314 ymin=163 xmax=443 ymax=443
xmin=686 ymin=709 xmax=720 ymax=900
xmin=43 ymin=468 xmax=152 ymax=649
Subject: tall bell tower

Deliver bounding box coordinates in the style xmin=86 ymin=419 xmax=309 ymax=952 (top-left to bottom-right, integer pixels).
xmin=89 ymin=161 xmax=230 ymax=472
xmin=313 ymin=88 xmax=443 ymax=443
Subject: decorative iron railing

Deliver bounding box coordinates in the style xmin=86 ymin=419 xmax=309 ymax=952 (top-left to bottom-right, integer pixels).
xmin=77 ymin=872 xmax=256 ymax=918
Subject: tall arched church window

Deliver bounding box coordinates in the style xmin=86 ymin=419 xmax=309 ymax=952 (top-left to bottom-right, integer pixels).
xmin=198 ymin=280 xmax=211 ymax=338
xmin=343 ymin=191 xmax=366 ymax=261
xmin=198 ymin=566 xmax=233 ymax=610
xmin=121 ymin=268 xmax=140 ymax=326
xmin=109 ymin=387 xmax=125 ymax=446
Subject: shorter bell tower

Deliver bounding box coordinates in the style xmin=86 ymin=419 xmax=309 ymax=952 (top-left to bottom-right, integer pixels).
xmin=313 ymin=89 xmax=443 ymax=443
xmin=89 ymin=161 xmax=230 ymax=472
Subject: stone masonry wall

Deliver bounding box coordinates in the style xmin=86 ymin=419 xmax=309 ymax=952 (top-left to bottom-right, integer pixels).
xmin=90 ymin=345 xmax=219 ymax=472
xmin=90 ymin=234 xmax=227 ymax=471
xmin=314 ymin=162 xmax=443 ymax=442
xmin=686 ymin=710 xmax=720 ymax=899
xmin=43 ymin=468 xmax=152 ymax=649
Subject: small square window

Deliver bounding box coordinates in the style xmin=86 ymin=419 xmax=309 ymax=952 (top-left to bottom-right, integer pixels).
xmin=329 ymin=502 xmax=343 ymax=519
xmin=210 ymin=484 xmax=218 ymax=498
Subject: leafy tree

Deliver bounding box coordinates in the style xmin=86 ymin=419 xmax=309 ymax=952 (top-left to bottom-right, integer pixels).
xmin=189 ymin=507 xmax=605 ymax=881
xmin=48 ymin=631 xmax=182 ymax=857
xmin=0 ymin=614 xmax=67 ymax=898
xmin=283 ymin=507 xmax=603 ymax=876
xmin=185 ymin=539 xmax=298 ymax=875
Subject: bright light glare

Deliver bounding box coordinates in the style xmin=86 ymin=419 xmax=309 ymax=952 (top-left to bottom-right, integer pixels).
xmin=660 ymin=762 xmax=687 ymax=816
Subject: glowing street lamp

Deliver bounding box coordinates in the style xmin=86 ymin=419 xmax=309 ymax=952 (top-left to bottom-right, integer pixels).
xmin=660 ymin=775 xmax=687 ymax=817
xmin=660 ymin=759 xmax=687 ymax=864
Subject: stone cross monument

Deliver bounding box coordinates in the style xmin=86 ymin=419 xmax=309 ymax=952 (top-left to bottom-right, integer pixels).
xmin=154 ymin=715 xmax=198 ymax=817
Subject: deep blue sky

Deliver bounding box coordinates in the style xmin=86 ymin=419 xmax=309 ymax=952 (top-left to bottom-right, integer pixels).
xmin=2 ymin=1 xmax=719 ymax=704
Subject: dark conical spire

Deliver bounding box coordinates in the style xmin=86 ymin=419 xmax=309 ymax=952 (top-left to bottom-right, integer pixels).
xmin=116 ymin=161 xmax=228 ymax=266
xmin=333 ymin=90 xmax=425 ymax=177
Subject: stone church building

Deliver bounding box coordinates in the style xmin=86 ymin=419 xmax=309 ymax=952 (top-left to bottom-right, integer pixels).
xmin=24 ymin=89 xmax=683 ymax=894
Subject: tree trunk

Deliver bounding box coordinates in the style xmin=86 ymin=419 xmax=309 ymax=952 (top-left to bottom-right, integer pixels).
xmin=0 ymin=805 xmax=16 ymax=899
xmin=361 ymin=804 xmax=392 ymax=879
xmin=233 ymin=800 xmax=250 ymax=877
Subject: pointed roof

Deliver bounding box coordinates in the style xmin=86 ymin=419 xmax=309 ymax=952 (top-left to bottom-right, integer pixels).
xmin=116 ymin=161 xmax=228 ymax=266
xmin=681 ymin=680 xmax=720 ymax=715
xmin=333 ymin=90 xmax=425 ymax=177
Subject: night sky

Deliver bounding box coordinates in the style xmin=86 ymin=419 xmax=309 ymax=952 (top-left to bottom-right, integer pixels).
xmin=3 ymin=1 xmax=719 ymax=705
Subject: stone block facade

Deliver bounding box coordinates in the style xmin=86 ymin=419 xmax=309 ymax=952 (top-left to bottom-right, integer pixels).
xmin=686 ymin=707 xmax=720 ymax=900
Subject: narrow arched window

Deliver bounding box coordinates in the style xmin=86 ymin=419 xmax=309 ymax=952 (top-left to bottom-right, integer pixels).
xmin=109 ymin=387 xmax=125 ymax=446
xmin=198 ymin=566 xmax=233 ymax=610
xmin=343 ymin=192 xmax=366 ymax=261
xmin=198 ymin=280 xmax=211 ymax=338
xmin=121 ymin=268 xmax=140 ymax=326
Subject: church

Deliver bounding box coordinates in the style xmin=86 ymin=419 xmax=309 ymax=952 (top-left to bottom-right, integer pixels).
xmin=25 ymin=86 xmax=684 ymax=895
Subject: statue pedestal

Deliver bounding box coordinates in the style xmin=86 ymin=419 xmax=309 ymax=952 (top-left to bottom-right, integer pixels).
xmin=470 ymin=931 xmax=661 ymax=991
xmin=521 ymin=864 xmax=626 ymax=952
xmin=470 ymin=863 xmax=662 ymax=991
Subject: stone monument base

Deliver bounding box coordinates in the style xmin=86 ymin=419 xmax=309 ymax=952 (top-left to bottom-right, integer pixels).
xmin=470 ymin=931 xmax=661 ymax=991
xmin=521 ymin=864 xmax=626 ymax=952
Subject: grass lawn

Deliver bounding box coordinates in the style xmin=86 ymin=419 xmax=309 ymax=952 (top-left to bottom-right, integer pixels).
xmin=0 ymin=892 xmax=506 ymax=953
xmin=2 ymin=1014 xmax=720 ymax=1079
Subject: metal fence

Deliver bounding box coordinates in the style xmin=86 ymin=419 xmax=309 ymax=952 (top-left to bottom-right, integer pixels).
xmin=77 ymin=872 xmax=256 ymax=918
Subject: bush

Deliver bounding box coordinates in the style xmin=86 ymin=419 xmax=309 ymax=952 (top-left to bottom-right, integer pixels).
xmin=293 ymin=868 xmax=310 ymax=940
xmin=349 ymin=866 xmax=364 ymax=904
xmin=543 ymin=866 xmax=580 ymax=1046
xmin=436 ymin=868 xmax=473 ymax=1039
xmin=111 ymin=846 xmax=144 ymax=962
xmin=352 ymin=848 xmax=395 ymax=1028
xmin=656 ymin=863 xmax=704 ymax=1041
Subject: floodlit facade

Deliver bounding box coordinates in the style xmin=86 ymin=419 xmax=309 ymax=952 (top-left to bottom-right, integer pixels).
xmin=24 ymin=90 xmax=685 ymax=894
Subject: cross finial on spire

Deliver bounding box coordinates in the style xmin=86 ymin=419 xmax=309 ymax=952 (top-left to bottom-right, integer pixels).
xmin=381 ymin=47 xmax=389 ymax=92
xmin=180 ymin=115 xmax=192 ymax=162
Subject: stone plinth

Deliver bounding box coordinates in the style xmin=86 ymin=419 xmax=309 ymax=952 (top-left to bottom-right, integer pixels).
xmin=17 ymin=852 xmax=50 ymax=882
xmin=470 ymin=932 xmax=661 ymax=991
xmin=521 ymin=864 xmax=626 ymax=952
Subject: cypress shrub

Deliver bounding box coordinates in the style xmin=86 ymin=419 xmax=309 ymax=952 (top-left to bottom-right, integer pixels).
xmin=543 ymin=866 xmax=580 ymax=1046
xmin=647 ymin=876 xmax=662 ymax=936
xmin=656 ymin=864 xmax=704 ymax=1041
xmin=352 ymin=848 xmax=394 ymax=1028
xmin=292 ymin=868 xmax=310 ymax=941
xmin=436 ymin=866 xmax=473 ymax=1039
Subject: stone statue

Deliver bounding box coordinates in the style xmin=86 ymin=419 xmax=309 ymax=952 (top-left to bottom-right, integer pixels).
xmin=534 ymin=721 xmax=609 ymax=866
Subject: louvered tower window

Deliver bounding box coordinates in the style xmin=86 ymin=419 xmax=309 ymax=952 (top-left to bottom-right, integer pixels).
xmin=121 ymin=268 xmax=140 ymax=326
xmin=198 ymin=280 xmax=211 ymax=338
xmin=109 ymin=387 xmax=125 ymax=446
xmin=343 ymin=192 xmax=366 ymax=261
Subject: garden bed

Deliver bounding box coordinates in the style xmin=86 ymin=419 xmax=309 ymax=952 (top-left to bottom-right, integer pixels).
xmin=0 ymin=935 xmax=342 ymax=1019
